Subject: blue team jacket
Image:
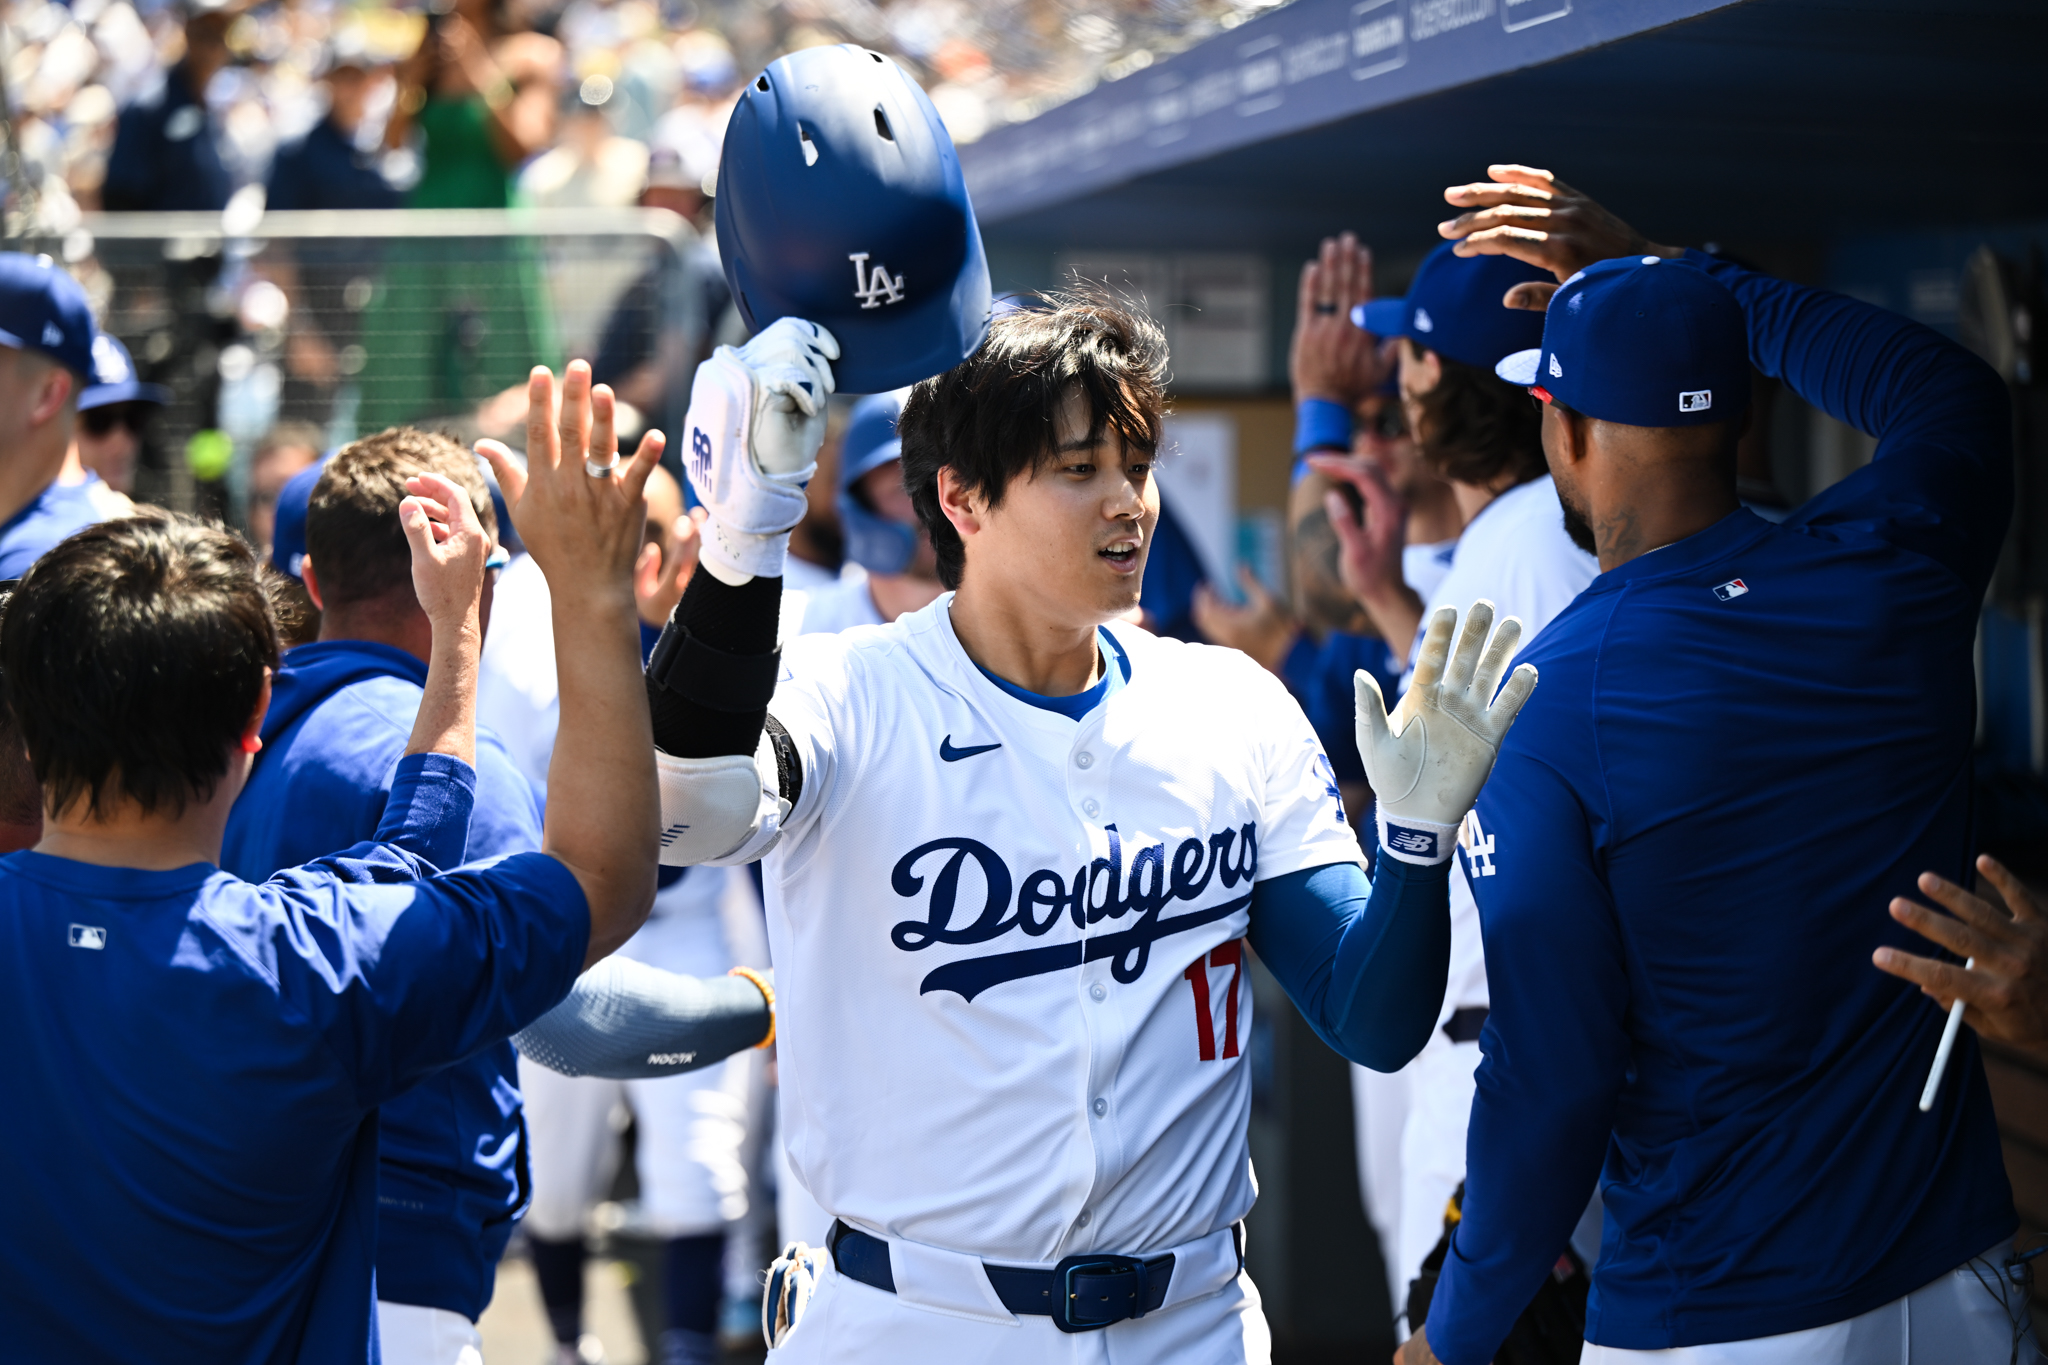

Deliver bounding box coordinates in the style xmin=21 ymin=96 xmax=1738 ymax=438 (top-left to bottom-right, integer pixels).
xmin=1425 ymin=254 xmax=2015 ymax=1362
xmin=0 ymin=756 xmax=588 ymax=1364
xmin=223 ymin=640 xmax=548 ymax=1321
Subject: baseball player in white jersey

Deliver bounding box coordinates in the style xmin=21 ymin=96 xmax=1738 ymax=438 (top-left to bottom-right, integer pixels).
xmin=638 ymin=286 xmax=1538 ymax=1361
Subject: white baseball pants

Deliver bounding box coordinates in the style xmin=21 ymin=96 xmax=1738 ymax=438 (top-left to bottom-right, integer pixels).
xmin=764 ymin=1257 xmax=1272 ymax=1365
xmin=1581 ymin=1243 xmax=2033 ymax=1364
xmin=377 ymin=1301 xmax=483 ymax=1365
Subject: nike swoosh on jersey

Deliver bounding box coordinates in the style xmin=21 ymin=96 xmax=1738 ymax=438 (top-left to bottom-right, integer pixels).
xmin=939 ymin=736 xmax=1003 ymax=762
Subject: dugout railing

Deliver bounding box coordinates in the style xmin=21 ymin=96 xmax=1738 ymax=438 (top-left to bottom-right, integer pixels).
xmin=16 ymin=207 xmax=713 ymax=522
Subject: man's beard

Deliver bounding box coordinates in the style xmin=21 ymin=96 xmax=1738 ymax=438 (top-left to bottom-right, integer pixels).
xmin=1558 ymin=483 xmax=1598 ymax=555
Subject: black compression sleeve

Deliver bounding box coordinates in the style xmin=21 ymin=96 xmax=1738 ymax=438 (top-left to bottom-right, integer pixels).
xmin=647 ymin=571 xmax=782 ymax=759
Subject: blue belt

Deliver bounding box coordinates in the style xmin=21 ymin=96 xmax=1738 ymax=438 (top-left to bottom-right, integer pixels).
xmin=827 ymin=1219 xmax=1176 ymax=1333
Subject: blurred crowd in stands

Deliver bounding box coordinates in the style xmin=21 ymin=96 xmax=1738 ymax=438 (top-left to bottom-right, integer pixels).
xmin=2 ymin=0 xmax=1295 ymax=233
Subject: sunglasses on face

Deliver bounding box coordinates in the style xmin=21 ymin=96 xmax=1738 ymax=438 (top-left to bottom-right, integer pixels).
xmin=80 ymin=404 xmax=153 ymax=437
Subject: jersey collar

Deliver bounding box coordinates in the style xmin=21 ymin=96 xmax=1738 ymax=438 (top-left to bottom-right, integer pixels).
xmin=1582 ymin=506 xmax=1777 ymax=595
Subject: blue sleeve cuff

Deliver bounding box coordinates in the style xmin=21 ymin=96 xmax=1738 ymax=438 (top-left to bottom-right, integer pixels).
xmin=639 ymin=619 xmax=663 ymax=665
xmin=1294 ymin=398 xmax=1353 ymax=458
xmin=376 ymin=751 xmax=478 ymax=872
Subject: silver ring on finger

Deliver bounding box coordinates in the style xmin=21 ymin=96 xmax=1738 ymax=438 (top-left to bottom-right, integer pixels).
xmin=585 ymin=454 xmax=619 ymax=477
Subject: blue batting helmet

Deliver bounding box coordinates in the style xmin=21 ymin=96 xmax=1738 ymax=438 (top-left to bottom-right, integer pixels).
xmin=715 ymin=44 xmax=991 ymax=395
xmin=837 ymin=388 xmax=918 ymax=574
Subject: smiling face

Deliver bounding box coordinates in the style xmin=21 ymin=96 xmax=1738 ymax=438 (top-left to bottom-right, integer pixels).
xmin=941 ymin=385 xmax=1157 ymax=628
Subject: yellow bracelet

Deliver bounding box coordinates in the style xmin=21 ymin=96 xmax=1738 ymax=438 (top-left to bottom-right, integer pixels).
xmin=729 ymin=965 xmax=775 ymax=1049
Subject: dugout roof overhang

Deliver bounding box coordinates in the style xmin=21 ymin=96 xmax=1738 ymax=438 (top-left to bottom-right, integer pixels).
xmin=963 ymin=0 xmax=2048 ymax=255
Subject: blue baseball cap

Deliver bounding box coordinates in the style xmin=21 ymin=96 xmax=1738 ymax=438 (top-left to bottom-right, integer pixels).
xmin=0 ymin=253 xmax=97 ymax=378
xmin=1351 ymin=241 xmax=1551 ymax=371
xmin=1495 ymin=255 xmax=1749 ymax=428
xmin=80 ymin=334 xmax=171 ymax=410
xmin=837 ymin=387 xmax=918 ymax=575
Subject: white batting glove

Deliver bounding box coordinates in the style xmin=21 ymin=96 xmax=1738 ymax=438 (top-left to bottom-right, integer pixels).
xmin=1357 ymin=600 xmax=1538 ymax=866
xmin=682 ymin=317 xmax=840 ymax=582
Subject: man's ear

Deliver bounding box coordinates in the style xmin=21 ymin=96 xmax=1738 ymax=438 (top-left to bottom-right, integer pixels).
xmin=299 ymin=559 xmax=325 ymax=612
xmin=33 ymin=367 xmax=73 ymax=428
xmin=1543 ymin=403 xmax=1589 ymax=469
xmin=934 ymin=466 xmax=982 ymax=542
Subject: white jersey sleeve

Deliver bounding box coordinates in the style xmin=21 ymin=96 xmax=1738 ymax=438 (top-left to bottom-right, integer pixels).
xmin=1240 ymin=657 xmax=1366 ymax=880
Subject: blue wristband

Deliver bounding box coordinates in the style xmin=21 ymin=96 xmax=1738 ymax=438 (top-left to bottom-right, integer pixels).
xmin=1294 ymin=398 xmax=1353 ymax=458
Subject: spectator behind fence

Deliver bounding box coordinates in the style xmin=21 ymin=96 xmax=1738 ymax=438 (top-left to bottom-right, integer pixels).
xmin=248 ymin=422 xmax=325 ymax=557
xmin=266 ymin=32 xmax=406 ymax=213
xmin=65 ymin=333 xmax=166 ymax=517
xmin=0 ymin=360 xmax=665 ymax=1357
xmin=0 ymin=256 xmax=109 ymax=579
xmin=220 ymin=428 xmax=547 ymax=1364
xmin=355 ymin=0 xmax=561 ymax=432
xmin=102 ymin=0 xmax=241 ymax=213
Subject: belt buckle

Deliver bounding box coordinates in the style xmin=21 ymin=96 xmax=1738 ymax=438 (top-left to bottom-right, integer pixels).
xmin=1050 ymin=1253 xmax=1148 ymax=1333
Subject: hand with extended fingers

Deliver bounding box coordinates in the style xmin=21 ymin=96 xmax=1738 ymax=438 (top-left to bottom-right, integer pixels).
xmin=1292 ymin=231 xmax=1392 ymax=407
xmin=1357 ymin=600 xmax=1537 ymax=865
xmin=1875 ymin=856 xmax=2048 ymax=1051
xmin=1437 ymin=164 xmax=1682 ymax=312
xmin=477 ymin=361 xmax=666 ymax=604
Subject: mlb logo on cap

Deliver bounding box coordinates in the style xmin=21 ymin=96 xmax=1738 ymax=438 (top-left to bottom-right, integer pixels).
xmin=1496 ymin=254 xmax=1750 ymax=429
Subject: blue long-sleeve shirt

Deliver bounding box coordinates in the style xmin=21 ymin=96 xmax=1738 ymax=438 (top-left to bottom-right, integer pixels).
xmin=0 ymin=755 xmax=590 ymax=1364
xmin=1425 ymin=252 xmax=2015 ymax=1362
xmin=223 ymin=640 xmax=548 ymax=1321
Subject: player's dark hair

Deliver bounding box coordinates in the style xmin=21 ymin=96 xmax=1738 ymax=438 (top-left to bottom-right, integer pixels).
xmin=1404 ymin=337 xmax=1546 ymax=489
xmin=306 ymin=427 xmax=496 ymax=608
xmin=0 ymin=512 xmax=283 ymax=819
xmin=898 ymin=288 xmax=1169 ymax=590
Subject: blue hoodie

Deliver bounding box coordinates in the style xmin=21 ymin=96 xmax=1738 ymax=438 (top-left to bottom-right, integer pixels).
xmin=222 ymin=639 xmax=547 ymax=1321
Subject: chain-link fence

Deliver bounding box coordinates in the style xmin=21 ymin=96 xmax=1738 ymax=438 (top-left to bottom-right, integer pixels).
xmin=18 ymin=206 xmax=714 ymax=529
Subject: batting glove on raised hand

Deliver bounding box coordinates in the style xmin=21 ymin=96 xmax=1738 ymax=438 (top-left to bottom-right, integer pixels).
xmin=1357 ymin=600 xmax=1537 ymax=866
xmin=682 ymin=317 xmax=840 ymax=582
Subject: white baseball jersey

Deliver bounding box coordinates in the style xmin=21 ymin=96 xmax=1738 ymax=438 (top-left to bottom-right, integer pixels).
xmin=759 ymin=596 xmax=1360 ymax=1267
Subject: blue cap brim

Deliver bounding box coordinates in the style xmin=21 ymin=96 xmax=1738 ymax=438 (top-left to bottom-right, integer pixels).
xmin=1352 ymin=297 xmax=1408 ymax=338
xmin=79 ymin=381 xmax=171 ymax=410
xmin=1496 ymin=349 xmax=1542 ymax=386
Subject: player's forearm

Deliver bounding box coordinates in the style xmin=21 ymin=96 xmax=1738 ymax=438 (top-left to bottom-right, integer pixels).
xmin=1246 ymin=856 xmax=1451 ymax=1072
xmin=405 ymin=610 xmax=482 ymax=768
xmin=544 ymin=582 xmax=659 ymax=966
xmin=514 ymin=955 xmax=771 ymax=1079
xmin=647 ymin=568 xmax=783 ymax=759
xmin=1688 ymin=250 xmax=2010 ymax=486
xmin=1359 ymin=586 xmax=1424 ymax=669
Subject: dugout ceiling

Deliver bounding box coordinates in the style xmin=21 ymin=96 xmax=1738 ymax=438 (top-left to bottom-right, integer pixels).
xmin=965 ymin=0 xmax=2048 ymax=255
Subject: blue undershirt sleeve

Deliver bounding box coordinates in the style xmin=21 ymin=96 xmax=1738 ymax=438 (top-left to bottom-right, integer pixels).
xmin=1422 ymin=755 xmax=1629 ymax=1365
xmin=1246 ymin=854 xmax=1451 ymax=1073
xmin=371 ymin=751 xmax=477 ymax=873
xmin=1687 ymin=249 xmax=2012 ymax=595
xmin=514 ymin=958 xmax=771 ymax=1079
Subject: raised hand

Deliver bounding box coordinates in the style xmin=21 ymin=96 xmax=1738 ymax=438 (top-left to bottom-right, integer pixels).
xmin=477 ymin=361 xmax=665 ymax=603
xmin=1875 ymin=855 xmax=2048 ymax=1050
xmin=399 ymin=469 xmax=490 ymax=637
xmin=635 ymin=506 xmax=707 ymax=629
xmin=1438 ymin=164 xmax=1679 ymax=287
xmin=1307 ymin=452 xmax=1425 ymax=667
xmin=1291 ymin=232 xmax=1391 ymax=407
xmin=1356 ymin=601 xmax=1537 ymax=863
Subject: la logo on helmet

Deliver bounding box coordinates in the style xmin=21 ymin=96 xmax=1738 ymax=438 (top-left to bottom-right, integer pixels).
xmin=850 ymin=253 xmax=905 ymax=310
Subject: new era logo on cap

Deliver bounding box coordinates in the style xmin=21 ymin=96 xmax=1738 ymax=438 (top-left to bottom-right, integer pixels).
xmin=1712 ymin=578 xmax=1749 ymax=601
xmin=1680 ymin=390 xmax=1712 ymax=412
xmin=1413 ymin=307 xmax=1433 ymax=333
xmin=1549 ymin=353 xmax=1562 ymax=378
